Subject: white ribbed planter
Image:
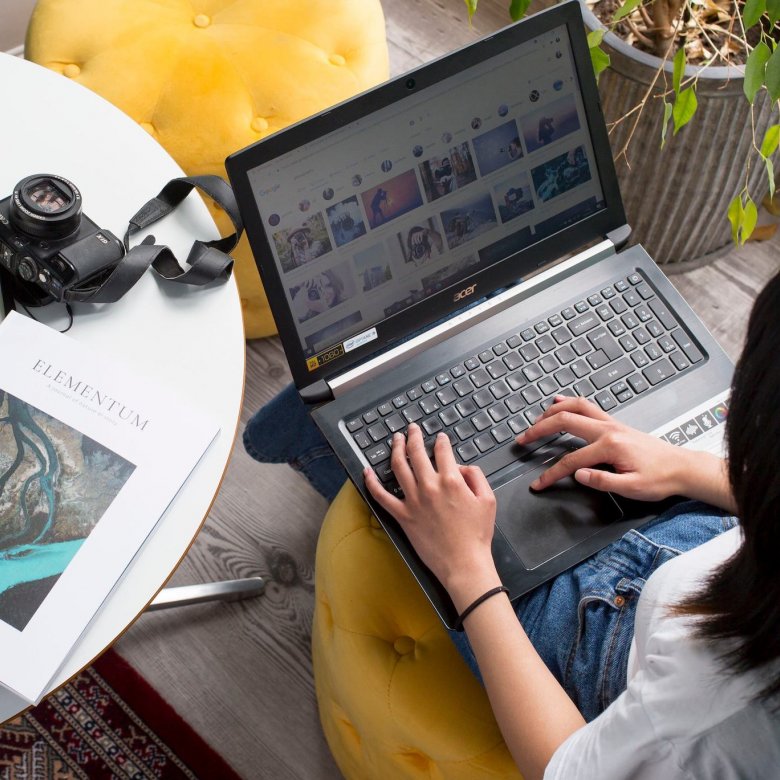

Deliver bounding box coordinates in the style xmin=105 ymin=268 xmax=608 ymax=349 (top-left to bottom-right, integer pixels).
xmin=579 ymin=2 xmax=775 ymax=271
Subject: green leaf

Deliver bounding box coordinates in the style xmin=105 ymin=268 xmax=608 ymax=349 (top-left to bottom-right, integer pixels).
xmin=509 ymin=0 xmax=532 ymax=20
xmin=613 ymin=0 xmax=643 ymax=21
xmin=673 ymin=47 xmax=686 ymax=95
xmin=728 ymin=195 xmax=743 ymax=244
xmin=660 ymin=101 xmax=673 ymax=148
xmin=744 ymin=42 xmax=771 ymax=102
xmin=761 ymin=124 xmax=780 ymax=157
xmin=765 ymin=47 xmax=780 ymax=100
xmin=587 ymin=28 xmax=606 ymax=48
xmin=464 ymin=0 xmax=478 ymax=20
xmin=743 ymin=0 xmax=766 ymax=28
xmin=589 ymin=44 xmax=611 ymax=81
xmin=768 ymin=0 xmax=780 ymax=24
xmin=767 ymin=157 xmax=776 ymax=201
xmin=742 ymin=196 xmax=758 ymax=242
xmin=672 ymin=87 xmax=698 ymax=133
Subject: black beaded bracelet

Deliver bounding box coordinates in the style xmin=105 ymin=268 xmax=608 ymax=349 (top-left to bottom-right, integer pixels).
xmin=454 ymin=585 xmax=509 ymax=631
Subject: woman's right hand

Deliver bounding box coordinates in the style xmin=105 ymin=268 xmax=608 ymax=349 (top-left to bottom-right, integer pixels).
xmin=518 ymin=396 xmax=693 ymax=502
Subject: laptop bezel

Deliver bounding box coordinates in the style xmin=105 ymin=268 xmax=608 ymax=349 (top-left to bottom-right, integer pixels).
xmin=226 ymin=1 xmax=626 ymax=394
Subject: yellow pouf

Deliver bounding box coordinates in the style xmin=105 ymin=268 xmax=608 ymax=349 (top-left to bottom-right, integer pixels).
xmin=313 ymin=483 xmax=521 ymax=779
xmin=25 ymin=0 xmax=389 ymax=338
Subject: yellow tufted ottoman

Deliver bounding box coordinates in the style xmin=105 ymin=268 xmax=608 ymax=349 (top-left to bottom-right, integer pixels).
xmin=25 ymin=0 xmax=389 ymax=338
xmin=313 ymin=483 xmax=521 ymax=779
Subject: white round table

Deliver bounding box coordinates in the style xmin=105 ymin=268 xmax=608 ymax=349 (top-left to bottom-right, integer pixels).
xmin=0 ymin=53 xmax=245 ymax=720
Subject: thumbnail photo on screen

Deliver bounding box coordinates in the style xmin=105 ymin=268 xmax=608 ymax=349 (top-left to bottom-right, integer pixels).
xmin=354 ymin=243 xmax=393 ymax=292
xmin=273 ymin=213 xmax=333 ymax=273
xmin=522 ymin=95 xmax=581 ymax=154
xmin=361 ymin=170 xmax=424 ymax=229
xmin=441 ymin=192 xmax=498 ymax=250
xmin=289 ymin=261 xmax=358 ymax=324
xmin=531 ymin=145 xmax=591 ymax=203
xmin=418 ymin=143 xmax=478 ymax=202
xmin=326 ymin=196 xmax=367 ymax=247
xmin=493 ymin=172 xmax=536 ymax=224
xmin=395 ymin=217 xmax=445 ymax=267
xmin=305 ymin=310 xmax=363 ymax=354
xmin=472 ymin=119 xmax=523 ymax=176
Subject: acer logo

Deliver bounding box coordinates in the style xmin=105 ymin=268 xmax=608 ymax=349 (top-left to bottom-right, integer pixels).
xmin=453 ymin=283 xmax=477 ymax=302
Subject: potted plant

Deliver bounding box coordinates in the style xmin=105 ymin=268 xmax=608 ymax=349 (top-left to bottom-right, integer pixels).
xmin=468 ymin=0 xmax=779 ymax=270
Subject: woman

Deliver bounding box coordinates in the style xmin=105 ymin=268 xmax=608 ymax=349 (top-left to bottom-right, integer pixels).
xmin=244 ymin=271 xmax=780 ymax=777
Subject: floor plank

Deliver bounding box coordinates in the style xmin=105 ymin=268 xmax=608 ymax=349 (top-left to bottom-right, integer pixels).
xmin=115 ymin=2 xmax=780 ymax=777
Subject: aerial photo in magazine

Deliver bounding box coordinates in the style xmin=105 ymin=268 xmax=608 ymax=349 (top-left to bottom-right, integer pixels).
xmin=0 ymin=390 xmax=135 ymax=632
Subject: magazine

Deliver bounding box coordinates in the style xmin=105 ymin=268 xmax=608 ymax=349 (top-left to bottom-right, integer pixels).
xmin=0 ymin=312 xmax=219 ymax=703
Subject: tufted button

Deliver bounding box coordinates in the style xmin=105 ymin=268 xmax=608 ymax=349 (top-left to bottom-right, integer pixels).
xmin=329 ymin=53 xmax=346 ymax=67
xmin=393 ymin=635 xmax=415 ymax=655
xmin=193 ymin=13 xmax=210 ymax=28
xmin=63 ymin=64 xmax=80 ymax=78
xmin=251 ymin=117 xmax=269 ymax=133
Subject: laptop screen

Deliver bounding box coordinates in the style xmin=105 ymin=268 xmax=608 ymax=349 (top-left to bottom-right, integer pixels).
xmin=228 ymin=2 xmax=625 ymax=391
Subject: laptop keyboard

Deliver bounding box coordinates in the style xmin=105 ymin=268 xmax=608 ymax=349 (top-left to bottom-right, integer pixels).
xmin=345 ymin=270 xmax=704 ymax=496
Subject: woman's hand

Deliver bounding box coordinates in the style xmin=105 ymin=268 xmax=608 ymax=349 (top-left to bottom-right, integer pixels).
xmin=518 ymin=395 xmax=693 ymax=502
xmin=364 ymin=423 xmax=501 ymax=609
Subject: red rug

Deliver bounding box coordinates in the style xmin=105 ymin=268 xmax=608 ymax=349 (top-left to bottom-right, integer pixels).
xmin=0 ymin=650 xmax=242 ymax=779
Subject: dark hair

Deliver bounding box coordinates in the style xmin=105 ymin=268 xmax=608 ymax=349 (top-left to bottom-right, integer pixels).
xmin=676 ymin=270 xmax=780 ymax=703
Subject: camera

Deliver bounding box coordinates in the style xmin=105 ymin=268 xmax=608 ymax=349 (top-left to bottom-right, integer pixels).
xmin=405 ymin=77 xmax=416 ymax=90
xmin=0 ymin=174 xmax=124 ymax=304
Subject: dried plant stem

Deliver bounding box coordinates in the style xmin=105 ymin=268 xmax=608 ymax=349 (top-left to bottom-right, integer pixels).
xmin=627 ymin=15 xmax=656 ymax=48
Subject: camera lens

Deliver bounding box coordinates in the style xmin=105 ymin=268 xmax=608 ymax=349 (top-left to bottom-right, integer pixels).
xmin=10 ymin=174 xmax=82 ymax=240
xmin=405 ymin=78 xmax=416 ymax=89
xmin=17 ymin=256 xmax=37 ymax=282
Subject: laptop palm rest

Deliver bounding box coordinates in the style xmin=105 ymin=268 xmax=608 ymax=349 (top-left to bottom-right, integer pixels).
xmin=492 ymin=455 xmax=624 ymax=571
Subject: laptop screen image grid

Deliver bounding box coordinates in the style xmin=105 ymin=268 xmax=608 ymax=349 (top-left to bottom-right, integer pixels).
xmin=245 ymin=21 xmax=609 ymax=379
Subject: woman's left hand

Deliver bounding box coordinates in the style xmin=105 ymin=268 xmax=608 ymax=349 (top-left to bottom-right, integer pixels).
xmin=364 ymin=423 xmax=501 ymax=608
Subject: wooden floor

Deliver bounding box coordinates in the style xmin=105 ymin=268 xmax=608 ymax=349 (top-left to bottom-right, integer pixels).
xmin=116 ymin=2 xmax=780 ymax=778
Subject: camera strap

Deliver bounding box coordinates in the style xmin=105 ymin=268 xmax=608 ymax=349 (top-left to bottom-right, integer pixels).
xmin=64 ymin=175 xmax=243 ymax=304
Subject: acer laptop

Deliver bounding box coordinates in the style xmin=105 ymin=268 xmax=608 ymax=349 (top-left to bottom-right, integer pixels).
xmin=226 ymin=1 xmax=733 ymax=628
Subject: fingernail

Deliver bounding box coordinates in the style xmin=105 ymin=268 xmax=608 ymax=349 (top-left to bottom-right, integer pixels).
xmin=407 ymin=422 xmax=418 ymax=432
xmin=437 ymin=432 xmax=447 ymax=440
xmin=363 ymin=467 xmax=370 ymax=478
xmin=516 ymin=432 xmax=526 ymax=442
xmin=530 ymin=478 xmax=541 ymax=490
xmin=576 ymin=469 xmax=591 ymax=485
xmin=554 ymin=395 xmax=565 ymax=402
xmin=393 ymin=432 xmax=402 ymax=444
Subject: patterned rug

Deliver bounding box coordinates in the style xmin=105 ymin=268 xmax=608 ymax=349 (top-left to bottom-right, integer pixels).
xmin=0 ymin=650 xmax=241 ymax=779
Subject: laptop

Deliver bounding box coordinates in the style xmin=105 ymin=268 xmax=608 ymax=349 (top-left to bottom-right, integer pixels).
xmin=226 ymin=0 xmax=733 ymax=628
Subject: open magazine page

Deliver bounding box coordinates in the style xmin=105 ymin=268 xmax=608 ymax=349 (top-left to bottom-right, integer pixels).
xmin=0 ymin=312 xmax=219 ymax=703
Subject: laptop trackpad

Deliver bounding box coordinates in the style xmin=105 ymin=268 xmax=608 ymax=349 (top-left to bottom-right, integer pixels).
xmin=494 ymin=463 xmax=623 ymax=570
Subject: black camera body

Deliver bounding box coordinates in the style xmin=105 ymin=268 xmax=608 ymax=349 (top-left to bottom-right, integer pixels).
xmin=0 ymin=174 xmax=124 ymax=303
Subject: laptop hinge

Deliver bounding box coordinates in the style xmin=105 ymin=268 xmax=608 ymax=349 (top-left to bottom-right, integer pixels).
xmin=300 ymin=379 xmax=332 ymax=405
xmin=324 ymin=237 xmax=619 ymax=399
xmin=607 ymin=224 xmax=632 ymax=250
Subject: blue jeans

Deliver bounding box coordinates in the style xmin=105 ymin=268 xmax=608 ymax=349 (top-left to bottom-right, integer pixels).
xmin=243 ymin=385 xmax=737 ymax=721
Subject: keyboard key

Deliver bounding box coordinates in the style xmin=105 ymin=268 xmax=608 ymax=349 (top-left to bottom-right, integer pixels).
xmin=491 ymin=423 xmax=513 ymax=443
xmin=634 ymin=305 xmax=653 ymax=323
xmin=646 ymin=320 xmax=664 ymax=339
xmin=455 ymin=398 xmax=478 ymax=417
xmin=378 ymin=402 xmax=394 ymax=416
xmin=615 ymin=389 xmax=633 ymax=403
xmin=595 ymin=391 xmax=617 ymax=411
xmin=490 ymin=380 xmax=511 ymax=399
xmin=347 ymin=418 xmax=363 ymax=432
xmin=611 ymin=380 xmax=629 ymax=395
xmin=524 ymin=404 xmax=544 ymax=425
xmin=588 ymin=327 xmax=622 ymax=360
xmin=507 ymin=334 xmax=522 ymax=348
xmin=539 ymin=377 xmax=558 ymax=396
xmin=627 ymin=373 xmax=650 ymax=394
xmin=506 ymin=394 xmax=526 ymax=413
xmin=619 ymin=335 xmax=638 ymax=352
xmin=536 ymin=334 xmax=556 ymax=353
xmin=658 ymin=336 xmax=676 ymax=353
xmin=671 ymin=329 xmax=704 ymax=363
xmin=368 ymin=422 xmax=389 ymax=441
xmin=472 ymin=411 xmax=492 ymax=431
xmin=574 ymin=300 xmax=589 ymax=313
xmin=436 ymin=386 xmax=458 ymax=405
xmin=572 ymin=337 xmax=592 ymax=356
xmin=621 ymin=313 xmax=640 ymax=329
xmin=596 ymin=305 xmax=614 ymax=321
xmin=627 ymin=273 xmax=642 ymax=285
xmin=520 ymin=343 xmax=541 ymax=361
xmin=450 ymin=364 xmax=466 ymax=378
xmin=422 ymin=416 xmax=443 ymax=435
xmin=454 ymin=378 xmax=475 ymax=397
xmin=506 ymin=372 xmax=527 ymax=391
xmin=636 ymin=282 xmax=654 ymax=300
xmin=631 ymin=350 xmax=650 ymax=368
xmin=539 ymin=355 xmax=559 ymax=373
xmin=474 ymin=433 xmax=495 ymax=453
xmin=439 ymin=407 xmax=460 ymax=426
xmin=354 ymin=431 xmax=372 ymax=449
xmin=470 ymin=368 xmax=490 ymax=388
xmin=623 ymin=290 xmax=641 ymax=307
xmin=479 ymin=350 xmax=493 ymax=363
xmin=615 ymin=279 xmax=629 ymax=292
xmin=601 ymin=286 xmax=616 ymax=299
xmin=521 ymin=327 xmax=535 ymax=341
xmin=571 ymin=359 xmax=590 ymax=378
xmin=457 ymin=441 xmax=479 ymax=462
xmin=548 ymin=314 xmax=563 ymax=327
xmin=403 ymin=404 xmax=423 ymax=423
xmin=419 ymin=397 xmax=440 ymax=415
xmin=569 ymin=312 xmax=600 ymax=336
xmin=555 ymin=367 xmax=576 ymax=387
xmin=493 ymin=342 xmax=509 ymax=355
xmin=591 ymin=357 xmax=634 ymax=389
xmin=508 ymin=416 xmax=528 ymax=434
xmin=574 ymin=378 xmax=595 ymax=397
xmin=648 ymin=298 xmax=677 ymax=330
xmin=608 ymin=320 xmax=626 ymax=337
xmin=555 ymin=344 xmax=576 ymax=364
xmin=588 ymin=294 xmax=603 ymax=306
xmin=642 ymin=358 xmax=676 ymax=385
xmin=521 ymin=385 xmax=543 ymax=404
xmin=504 ymin=351 xmax=523 ymax=371
xmin=455 ymin=420 xmax=477 ymax=440
xmin=465 ymin=356 xmax=480 ymax=370
xmin=552 ymin=326 xmax=573 ymax=344
xmin=610 ymin=297 xmax=628 ymax=315
xmin=363 ymin=409 xmax=379 ymax=424
xmin=645 ymin=343 xmax=663 ymax=361
xmin=392 ymin=395 xmax=408 ymax=409
xmin=488 ymin=402 xmax=509 ymax=422
xmin=561 ymin=306 xmax=576 ymax=320
xmin=365 ymin=443 xmax=391 ymax=465
xmin=385 ymin=413 xmax=406 ymax=433
xmin=435 ymin=373 xmax=451 ymax=385
xmin=473 ymin=389 xmax=494 ymax=408
xmin=587 ymin=349 xmax=610 ymax=370
xmin=523 ymin=363 xmax=544 ymax=382
xmin=487 ymin=359 xmax=508 ymax=379
xmin=669 ymin=350 xmax=690 ymax=371
xmin=534 ymin=321 xmax=550 ymax=334
xmin=407 ymin=387 xmax=423 ymax=401
xmin=541 ymin=397 xmax=555 ymax=411
xmin=633 ymin=327 xmax=650 ymax=345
